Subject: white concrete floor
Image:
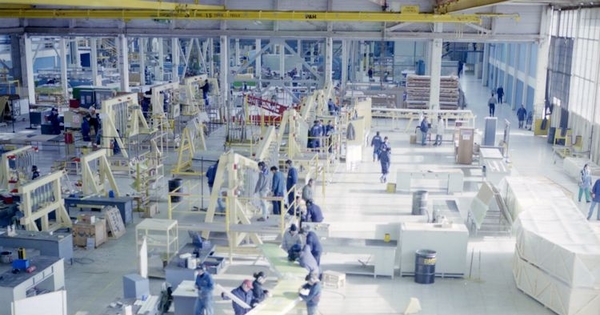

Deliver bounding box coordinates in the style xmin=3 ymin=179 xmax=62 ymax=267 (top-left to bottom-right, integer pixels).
xmin=17 ymin=72 xmax=597 ymax=315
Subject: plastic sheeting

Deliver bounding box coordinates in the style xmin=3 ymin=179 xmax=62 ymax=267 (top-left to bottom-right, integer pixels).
xmin=504 ymin=176 xmax=600 ymax=315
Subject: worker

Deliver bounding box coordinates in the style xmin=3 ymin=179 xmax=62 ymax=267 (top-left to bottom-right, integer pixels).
xmin=368 ymin=67 xmax=373 ymax=80
xmin=379 ymin=137 xmax=391 ymax=183
xmin=308 ymin=120 xmax=322 ymax=150
xmin=206 ymin=161 xmax=219 ymax=195
xmin=302 ymin=179 xmax=314 ymax=203
xmin=81 ymin=116 xmax=91 ymax=142
xmin=112 ymin=129 xmax=122 ymax=156
xmin=299 ymin=272 xmax=322 ymax=315
xmin=517 ymin=105 xmax=527 ymax=129
xmin=202 ymin=79 xmax=210 ymax=106
xmin=434 ymin=115 xmax=445 ymax=146
xmin=305 ymin=231 xmax=322 ymax=266
xmin=325 ymin=120 xmax=335 ymax=153
xmin=228 ymin=280 xmax=254 ymax=315
xmin=49 ymin=107 xmax=61 ymax=134
xmin=141 ymin=92 xmax=151 ymax=119
xmin=371 ymin=131 xmax=383 ymax=162
xmin=31 ymin=165 xmax=40 ymax=180
xmin=270 ymin=166 xmax=285 ymax=216
xmin=304 ymin=200 xmax=324 ymax=223
xmin=327 ymin=98 xmax=338 ymax=115
xmin=255 ymin=162 xmax=270 ymax=222
xmin=419 ymin=116 xmax=430 ymax=146
xmin=251 ymin=271 xmax=270 ymax=307
xmin=298 ymin=244 xmax=319 ymax=275
xmin=282 ymin=223 xmax=303 ymax=252
xmin=88 ymin=106 xmax=100 ymax=135
xmin=285 ymin=160 xmax=298 ymax=209
xmin=194 ymin=265 xmax=214 ymax=315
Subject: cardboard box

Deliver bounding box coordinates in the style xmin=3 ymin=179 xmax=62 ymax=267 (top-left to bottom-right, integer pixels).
xmin=73 ymin=219 xmax=107 ymax=248
xmin=410 ymin=134 xmax=417 ymax=144
xmin=78 ymin=214 xmax=96 ymax=224
xmin=143 ymin=203 xmax=159 ymax=218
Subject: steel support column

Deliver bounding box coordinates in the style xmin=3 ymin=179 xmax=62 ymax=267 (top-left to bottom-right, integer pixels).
xmin=21 ymin=34 xmax=35 ymax=102
xmin=510 ymin=43 xmax=519 ymax=109
xmin=220 ymin=35 xmax=228 ymax=111
xmin=139 ymin=37 xmax=146 ymax=85
xmin=59 ymin=37 xmax=68 ymax=101
xmin=324 ymin=37 xmax=333 ymax=85
xmin=117 ymin=34 xmax=129 ymax=92
xmin=234 ymin=38 xmax=240 ymax=67
xmin=208 ymin=38 xmax=214 ymax=77
xmin=429 ymin=25 xmax=443 ymax=110
xmin=533 ymin=7 xmax=552 ymax=119
xmin=158 ymin=38 xmax=164 ymax=81
xmin=341 ymin=39 xmax=348 ymax=88
xmin=255 ymin=39 xmax=261 ymax=80
xmin=522 ymin=43 xmax=531 ymax=108
xmin=481 ymin=43 xmax=489 ymax=87
xmin=171 ymin=38 xmax=179 ymax=82
xmin=90 ymin=37 xmax=100 ymax=86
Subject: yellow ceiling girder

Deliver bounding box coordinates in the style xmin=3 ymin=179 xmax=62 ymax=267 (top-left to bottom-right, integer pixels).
xmin=435 ymin=0 xmax=511 ymax=14
xmin=0 ymin=9 xmax=488 ymax=23
xmin=0 ymin=0 xmax=224 ymax=11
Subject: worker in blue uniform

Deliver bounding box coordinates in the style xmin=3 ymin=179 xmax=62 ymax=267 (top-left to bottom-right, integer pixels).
xmin=227 ymin=280 xmax=253 ymax=315
xmin=270 ymin=166 xmax=285 ymax=215
xmin=49 ymin=107 xmax=61 ymax=134
xmin=305 ymin=231 xmax=323 ymax=266
xmin=194 ymin=265 xmax=214 ymax=315
xmin=308 ymin=120 xmax=322 ymax=149
xmin=81 ymin=116 xmax=91 ymax=142
xmin=206 ymin=161 xmax=219 ymax=195
xmin=304 ymin=200 xmax=324 ymax=223
xmin=285 ymin=160 xmax=298 ymax=210
xmin=202 ymin=79 xmax=210 ymax=106
xmin=31 ymin=165 xmax=40 ymax=180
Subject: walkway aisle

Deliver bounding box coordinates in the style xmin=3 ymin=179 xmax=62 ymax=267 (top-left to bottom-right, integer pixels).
xmin=310 ymin=74 xmax=588 ymax=315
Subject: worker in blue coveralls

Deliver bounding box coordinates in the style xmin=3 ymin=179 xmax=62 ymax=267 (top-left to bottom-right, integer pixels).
xmin=81 ymin=116 xmax=91 ymax=142
xmin=206 ymin=160 xmax=219 ymax=195
xmin=226 ymin=280 xmax=253 ymax=315
xmin=194 ymin=265 xmax=214 ymax=315
xmin=270 ymin=166 xmax=285 ymax=215
xmin=371 ymin=131 xmax=383 ymax=162
xmin=285 ymin=160 xmax=298 ymax=210
xmin=299 ymin=272 xmax=322 ymax=315
xmin=308 ymin=120 xmax=322 ymax=149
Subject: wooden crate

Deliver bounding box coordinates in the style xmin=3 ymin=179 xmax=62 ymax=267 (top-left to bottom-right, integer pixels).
xmin=322 ymin=270 xmax=346 ymax=288
xmin=143 ymin=203 xmax=159 ymax=218
xmin=73 ymin=219 xmax=107 ymax=248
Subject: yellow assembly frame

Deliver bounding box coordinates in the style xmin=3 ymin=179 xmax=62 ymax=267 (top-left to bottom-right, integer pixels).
xmin=18 ymin=170 xmax=71 ymax=232
xmin=181 ymin=75 xmax=207 ymax=116
xmin=171 ymin=116 xmax=207 ymax=176
xmin=81 ymin=149 xmax=121 ymax=197
xmin=0 ymin=145 xmax=35 ymax=189
xmin=100 ymin=93 xmax=144 ymax=159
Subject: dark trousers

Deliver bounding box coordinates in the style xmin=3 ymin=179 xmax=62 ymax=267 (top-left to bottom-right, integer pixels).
xmin=489 ymin=104 xmax=495 ymax=117
xmin=89 ymin=118 xmax=99 ymax=135
xmin=287 ymin=188 xmax=295 ymax=207
xmin=498 ymin=95 xmax=503 ymax=103
xmin=272 ymin=198 xmax=282 ymax=215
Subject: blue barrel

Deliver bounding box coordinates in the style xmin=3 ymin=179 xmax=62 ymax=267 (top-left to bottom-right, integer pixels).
xmin=414 ymin=249 xmax=436 ymax=284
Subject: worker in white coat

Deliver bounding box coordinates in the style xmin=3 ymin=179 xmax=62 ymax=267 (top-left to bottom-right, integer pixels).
xmin=434 ymin=116 xmax=445 ymax=146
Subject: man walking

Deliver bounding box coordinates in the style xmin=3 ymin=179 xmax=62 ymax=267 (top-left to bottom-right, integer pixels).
xmin=255 ymin=162 xmax=270 ymax=221
xmin=202 ymin=79 xmax=210 ymax=105
xmin=379 ymin=137 xmax=391 ymax=183
xmin=434 ymin=115 xmax=445 ymax=146
xmin=420 ymin=116 xmax=430 ymax=146
xmin=496 ymin=86 xmax=504 ymax=104
xmin=371 ymin=131 xmax=383 ymax=162
xmin=194 ymin=265 xmax=214 ymax=315
xmin=285 ymin=160 xmax=298 ymax=209
xmin=299 ymin=273 xmax=322 ymax=315
xmin=588 ymin=178 xmax=600 ymax=220
xmin=488 ymin=93 xmax=497 ymax=117
xmin=517 ymin=105 xmax=527 ymax=129
xmin=271 ymin=166 xmax=285 ymax=215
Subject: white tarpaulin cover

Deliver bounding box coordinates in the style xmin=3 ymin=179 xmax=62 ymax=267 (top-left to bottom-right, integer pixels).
xmin=513 ymin=252 xmax=600 ymax=315
xmin=503 ymin=176 xmax=600 ymax=315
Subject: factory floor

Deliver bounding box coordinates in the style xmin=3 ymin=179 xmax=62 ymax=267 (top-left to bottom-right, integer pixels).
xmin=19 ymin=73 xmax=593 ymax=315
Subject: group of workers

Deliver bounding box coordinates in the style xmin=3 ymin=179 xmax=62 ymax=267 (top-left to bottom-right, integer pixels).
xmin=308 ymin=119 xmax=335 ymax=151
xmin=193 ymin=261 xmax=321 ymax=315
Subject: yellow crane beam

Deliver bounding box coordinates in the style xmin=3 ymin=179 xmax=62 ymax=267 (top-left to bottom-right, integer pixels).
xmin=0 ymin=8 xmax=491 ymax=23
xmin=435 ymin=0 xmax=511 ymax=14
xmin=0 ymin=0 xmax=225 ymax=10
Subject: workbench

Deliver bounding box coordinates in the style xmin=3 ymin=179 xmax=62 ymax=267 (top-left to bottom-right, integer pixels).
xmin=0 ymin=230 xmax=73 ymax=263
xmin=321 ymin=237 xmax=397 ymax=278
xmin=171 ymin=281 xmax=197 ymax=315
xmin=396 ymin=169 xmax=464 ymax=194
xmin=0 ymin=256 xmax=65 ymax=315
xmin=399 ymin=222 xmax=468 ymax=278
xmin=165 ymin=243 xmax=216 ymax=288
xmin=64 ymin=196 xmax=133 ymax=225
xmin=100 ymin=297 xmax=160 ymax=315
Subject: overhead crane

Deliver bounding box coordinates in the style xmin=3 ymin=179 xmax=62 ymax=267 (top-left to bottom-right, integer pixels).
xmin=0 ymin=4 xmax=519 ymax=23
